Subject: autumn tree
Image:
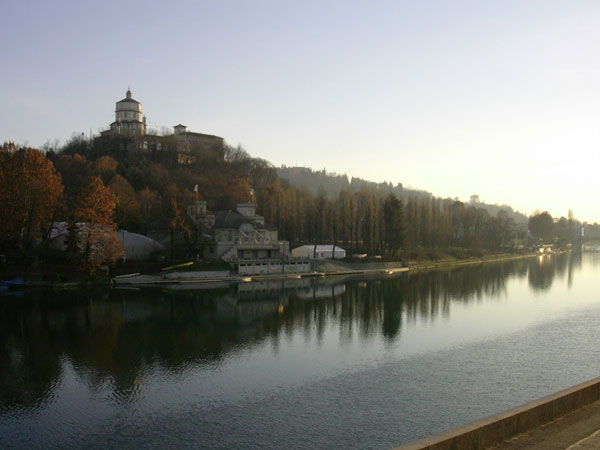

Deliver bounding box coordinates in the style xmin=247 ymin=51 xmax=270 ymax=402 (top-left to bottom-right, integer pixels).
xmin=108 ymin=174 xmax=142 ymax=230
xmin=93 ymin=155 xmax=118 ymax=184
xmin=0 ymin=143 xmax=64 ymax=254
xmin=72 ymin=176 xmax=123 ymax=271
xmin=53 ymin=153 xmax=93 ymax=207
xmin=222 ymin=177 xmax=253 ymax=210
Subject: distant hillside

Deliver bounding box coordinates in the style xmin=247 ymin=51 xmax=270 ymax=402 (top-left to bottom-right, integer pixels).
xmin=468 ymin=200 xmax=528 ymax=225
xmin=277 ymin=166 xmax=528 ymax=225
xmin=277 ymin=166 xmax=431 ymax=199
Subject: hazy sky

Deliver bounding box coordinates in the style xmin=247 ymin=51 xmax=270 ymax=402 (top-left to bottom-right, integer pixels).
xmin=2 ymin=0 xmax=600 ymax=222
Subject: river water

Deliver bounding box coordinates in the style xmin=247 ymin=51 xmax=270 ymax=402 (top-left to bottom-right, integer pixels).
xmin=2 ymin=251 xmax=600 ymax=449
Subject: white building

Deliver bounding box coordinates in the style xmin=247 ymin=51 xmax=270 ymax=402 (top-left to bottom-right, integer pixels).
xmin=190 ymin=202 xmax=283 ymax=261
xmin=47 ymin=223 xmax=163 ymax=261
xmin=291 ymin=245 xmax=346 ymax=259
xmin=117 ymin=230 xmax=165 ymax=261
xmin=210 ymin=203 xmax=281 ymax=260
xmin=100 ymin=89 xmax=146 ymax=137
xmin=186 ymin=201 xmax=310 ymax=274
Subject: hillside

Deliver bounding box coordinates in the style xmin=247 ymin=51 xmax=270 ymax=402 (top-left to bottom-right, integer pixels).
xmin=277 ymin=166 xmax=528 ymax=225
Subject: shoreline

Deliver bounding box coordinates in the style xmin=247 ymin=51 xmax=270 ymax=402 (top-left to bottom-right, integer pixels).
xmin=407 ymin=252 xmax=538 ymax=272
xmin=112 ymin=252 xmax=538 ymax=287
xmin=1 ymin=252 xmax=540 ymax=290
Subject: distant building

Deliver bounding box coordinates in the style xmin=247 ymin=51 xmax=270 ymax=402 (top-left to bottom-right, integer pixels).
xmin=117 ymin=230 xmax=165 ymax=261
xmin=186 ymin=201 xmax=310 ymax=274
xmin=206 ymin=202 xmax=281 ymax=261
xmin=291 ymin=245 xmax=346 ymax=259
xmin=186 ymin=199 xmax=215 ymax=229
xmin=98 ymin=89 xmax=224 ymax=162
xmin=100 ymin=89 xmax=146 ymax=137
xmin=172 ymin=124 xmax=222 ymax=153
xmin=48 ymin=222 xmax=163 ymax=261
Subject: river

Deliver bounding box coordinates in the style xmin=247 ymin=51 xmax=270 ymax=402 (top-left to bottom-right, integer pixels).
xmin=2 ymin=251 xmax=600 ymax=449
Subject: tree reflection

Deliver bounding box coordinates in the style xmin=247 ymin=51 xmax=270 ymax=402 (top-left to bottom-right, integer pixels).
xmin=0 ymin=255 xmax=571 ymax=411
xmin=528 ymin=256 xmax=558 ymax=291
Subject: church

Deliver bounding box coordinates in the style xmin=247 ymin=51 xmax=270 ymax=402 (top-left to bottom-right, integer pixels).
xmin=100 ymin=89 xmax=146 ymax=137
xmin=98 ymin=89 xmax=224 ymax=162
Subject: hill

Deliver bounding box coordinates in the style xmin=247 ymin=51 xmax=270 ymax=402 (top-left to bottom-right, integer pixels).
xmin=277 ymin=166 xmax=528 ymax=225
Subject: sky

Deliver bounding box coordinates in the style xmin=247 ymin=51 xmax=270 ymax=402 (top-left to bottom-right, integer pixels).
xmin=2 ymin=0 xmax=600 ymax=222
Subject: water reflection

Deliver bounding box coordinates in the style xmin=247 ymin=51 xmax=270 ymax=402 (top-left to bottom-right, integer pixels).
xmin=527 ymin=251 xmax=580 ymax=292
xmin=0 ymin=253 xmax=581 ymax=414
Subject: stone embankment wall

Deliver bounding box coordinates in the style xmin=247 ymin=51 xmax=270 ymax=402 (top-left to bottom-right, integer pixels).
xmin=394 ymin=377 xmax=600 ymax=450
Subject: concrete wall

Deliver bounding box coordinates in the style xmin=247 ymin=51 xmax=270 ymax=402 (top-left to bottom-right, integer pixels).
xmin=394 ymin=376 xmax=600 ymax=450
xmin=237 ymin=259 xmax=310 ymax=275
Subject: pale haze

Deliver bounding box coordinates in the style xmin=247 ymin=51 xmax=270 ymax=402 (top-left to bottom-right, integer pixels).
xmin=2 ymin=0 xmax=599 ymax=222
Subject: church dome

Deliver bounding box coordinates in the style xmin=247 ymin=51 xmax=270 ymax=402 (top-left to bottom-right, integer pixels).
xmin=115 ymin=89 xmax=142 ymax=117
xmin=117 ymin=89 xmax=140 ymax=104
xmin=110 ymin=89 xmax=145 ymax=136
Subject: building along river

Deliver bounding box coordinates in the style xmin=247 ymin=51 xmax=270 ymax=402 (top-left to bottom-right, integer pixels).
xmin=1 ymin=250 xmax=600 ymax=449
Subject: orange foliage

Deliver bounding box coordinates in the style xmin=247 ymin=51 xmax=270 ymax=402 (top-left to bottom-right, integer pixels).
xmin=223 ymin=178 xmax=253 ymax=206
xmin=73 ymin=177 xmax=123 ymax=268
xmin=93 ymin=155 xmax=118 ymax=183
xmin=0 ymin=143 xmax=64 ymax=251
xmin=108 ymin=174 xmax=141 ymax=229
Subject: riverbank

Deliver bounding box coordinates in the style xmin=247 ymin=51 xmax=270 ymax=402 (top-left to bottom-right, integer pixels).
xmin=112 ymin=252 xmax=536 ymax=287
xmin=408 ymin=251 xmax=538 ymax=272
xmin=1 ymin=251 xmax=538 ymax=289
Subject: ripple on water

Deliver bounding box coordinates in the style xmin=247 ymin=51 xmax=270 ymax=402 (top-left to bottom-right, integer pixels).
xmin=1 ymin=253 xmax=600 ymax=449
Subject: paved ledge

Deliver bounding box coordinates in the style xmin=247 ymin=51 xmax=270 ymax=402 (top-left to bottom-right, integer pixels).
xmin=393 ymin=377 xmax=600 ymax=450
xmin=488 ymin=400 xmax=600 ymax=449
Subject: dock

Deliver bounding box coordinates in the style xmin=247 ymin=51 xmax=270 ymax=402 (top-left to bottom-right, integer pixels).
xmin=112 ymin=267 xmax=409 ymax=286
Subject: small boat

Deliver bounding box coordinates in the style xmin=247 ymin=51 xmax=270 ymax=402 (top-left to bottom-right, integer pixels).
xmin=0 ymin=277 xmax=25 ymax=290
xmin=114 ymin=272 xmax=141 ymax=278
xmin=161 ymin=261 xmax=194 ymax=271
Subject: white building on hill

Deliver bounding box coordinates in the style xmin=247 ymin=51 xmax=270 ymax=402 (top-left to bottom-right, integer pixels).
xmin=100 ymin=89 xmax=146 ymax=137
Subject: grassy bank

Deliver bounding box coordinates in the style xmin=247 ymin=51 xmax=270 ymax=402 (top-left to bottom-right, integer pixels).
xmin=407 ymin=251 xmax=536 ymax=272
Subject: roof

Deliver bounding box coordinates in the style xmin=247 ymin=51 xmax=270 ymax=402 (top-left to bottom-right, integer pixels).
xmin=110 ymin=120 xmax=143 ymax=125
xmin=214 ymin=210 xmax=258 ymax=229
xmin=213 ymin=210 xmax=275 ymax=230
xmin=117 ymin=90 xmax=140 ymax=104
xmin=116 ymin=97 xmax=140 ymax=104
xmin=175 ymin=131 xmax=223 ymax=140
xmin=293 ymin=245 xmax=345 ymax=252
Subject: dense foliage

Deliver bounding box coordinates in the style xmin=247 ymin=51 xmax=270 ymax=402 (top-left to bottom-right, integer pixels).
xmin=0 ymin=143 xmax=63 ymax=254
xmin=0 ymin=136 xmax=590 ymax=269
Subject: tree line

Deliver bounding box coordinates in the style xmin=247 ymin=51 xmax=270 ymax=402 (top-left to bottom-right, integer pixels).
xmin=0 ymin=136 xmax=588 ymax=270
